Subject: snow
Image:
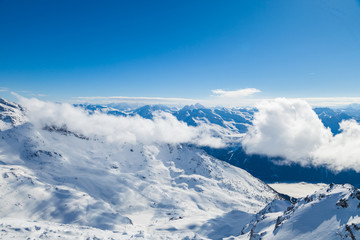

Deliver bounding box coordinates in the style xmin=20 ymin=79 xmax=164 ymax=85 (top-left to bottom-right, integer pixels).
xmin=239 ymin=184 xmax=360 ymax=240
xmin=2 ymin=97 xmax=360 ymax=239
xmin=0 ymin=98 xmax=277 ymax=239
xmin=269 ymin=182 xmax=328 ymax=198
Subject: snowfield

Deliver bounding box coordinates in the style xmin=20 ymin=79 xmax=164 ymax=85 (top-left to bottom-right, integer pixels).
xmin=269 ymin=182 xmax=328 ymax=198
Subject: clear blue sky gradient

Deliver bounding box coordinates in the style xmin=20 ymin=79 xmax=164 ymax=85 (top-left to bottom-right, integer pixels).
xmin=1 ymin=0 xmax=360 ymax=101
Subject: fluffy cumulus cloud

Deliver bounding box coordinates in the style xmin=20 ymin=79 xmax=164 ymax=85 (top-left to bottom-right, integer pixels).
xmin=18 ymin=97 xmax=225 ymax=148
xmin=242 ymin=98 xmax=360 ymax=172
xmin=211 ymin=88 xmax=261 ymax=98
xmin=313 ymin=120 xmax=360 ymax=172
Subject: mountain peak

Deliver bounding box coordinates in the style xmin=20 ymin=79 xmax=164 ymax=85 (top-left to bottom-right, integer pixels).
xmin=182 ymin=103 xmax=206 ymax=110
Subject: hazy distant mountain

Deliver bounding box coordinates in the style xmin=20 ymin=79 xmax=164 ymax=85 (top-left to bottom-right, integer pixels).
xmin=338 ymin=104 xmax=360 ymax=121
xmin=314 ymin=107 xmax=352 ymax=134
xmin=131 ymin=104 xmax=172 ymax=119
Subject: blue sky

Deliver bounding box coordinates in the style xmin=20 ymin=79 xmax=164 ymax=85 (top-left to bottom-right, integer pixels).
xmin=1 ymin=0 xmax=360 ymax=105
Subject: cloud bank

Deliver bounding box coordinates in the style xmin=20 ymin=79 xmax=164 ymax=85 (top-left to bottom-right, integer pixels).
xmin=73 ymin=96 xmax=196 ymax=105
xmin=243 ymin=98 xmax=360 ymax=172
xmin=18 ymin=97 xmax=225 ymax=148
xmin=70 ymin=90 xmax=360 ymax=108
xmin=211 ymin=88 xmax=261 ymax=98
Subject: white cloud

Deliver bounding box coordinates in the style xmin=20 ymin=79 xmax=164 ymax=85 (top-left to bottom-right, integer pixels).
xmin=211 ymin=88 xmax=261 ymax=98
xmin=242 ymin=98 xmax=360 ymax=172
xmin=70 ymin=92 xmax=360 ymax=108
xmin=303 ymin=97 xmax=360 ymax=107
xmin=17 ymin=96 xmax=225 ymax=148
xmin=242 ymin=98 xmax=332 ymax=165
xmin=0 ymin=87 xmax=8 ymax=92
xmin=313 ymin=120 xmax=360 ymax=172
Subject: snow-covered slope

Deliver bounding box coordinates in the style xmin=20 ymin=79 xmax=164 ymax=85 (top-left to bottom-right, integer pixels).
xmin=237 ymin=184 xmax=360 ymax=240
xmin=269 ymin=182 xmax=327 ymax=198
xmin=0 ymin=98 xmax=26 ymax=130
xmin=0 ymin=98 xmax=277 ymax=239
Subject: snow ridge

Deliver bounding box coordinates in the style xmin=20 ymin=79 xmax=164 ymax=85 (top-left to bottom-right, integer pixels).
xmin=239 ymin=184 xmax=360 ymax=240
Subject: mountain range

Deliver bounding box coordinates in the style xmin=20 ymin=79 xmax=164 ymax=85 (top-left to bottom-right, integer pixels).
xmin=1 ymin=97 xmax=360 ymax=239
xmin=76 ymin=101 xmax=360 ymax=186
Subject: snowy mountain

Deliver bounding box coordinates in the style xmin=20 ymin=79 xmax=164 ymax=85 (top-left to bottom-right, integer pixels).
xmin=238 ymin=184 xmax=360 ymax=240
xmin=2 ymin=97 xmax=360 ymax=239
xmin=132 ymin=104 xmax=173 ymax=119
xmin=314 ymin=107 xmax=352 ymax=135
xmin=77 ymin=104 xmax=355 ymax=137
xmin=74 ymin=103 xmax=128 ymax=116
xmin=0 ymin=97 xmax=26 ymax=130
xmin=76 ymin=103 xmax=253 ymax=134
xmin=73 ymin=103 xmax=360 ymax=186
xmin=338 ymin=104 xmax=360 ymax=121
xmin=0 ymin=98 xmax=278 ymax=239
xmin=173 ymin=105 xmax=253 ymax=134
